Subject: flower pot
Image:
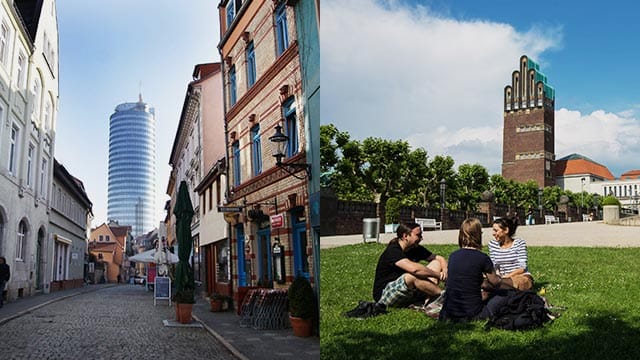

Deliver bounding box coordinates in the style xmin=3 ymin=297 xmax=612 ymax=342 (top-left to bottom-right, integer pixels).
xmin=176 ymin=303 xmax=193 ymax=324
xmin=210 ymin=299 xmax=224 ymax=312
xmin=289 ymin=315 xmax=312 ymax=337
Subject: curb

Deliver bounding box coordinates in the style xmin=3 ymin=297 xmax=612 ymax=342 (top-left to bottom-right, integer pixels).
xmin=193 ymin=313 xmax=249 ymax=360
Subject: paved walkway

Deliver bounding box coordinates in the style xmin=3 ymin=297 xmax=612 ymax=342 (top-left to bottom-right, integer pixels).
xmin=321 ymin=220 xmax=640 ymax=248
xmin=0 ymin=284 xmax=319 ymax=360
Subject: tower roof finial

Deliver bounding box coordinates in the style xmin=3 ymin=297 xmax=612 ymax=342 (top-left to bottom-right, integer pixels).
xmin=139 ymin=81 xmax=143 ymax=103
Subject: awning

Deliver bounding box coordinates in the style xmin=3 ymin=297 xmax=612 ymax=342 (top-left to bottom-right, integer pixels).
xmin=54 ymin=234 xmax=73 ymax=245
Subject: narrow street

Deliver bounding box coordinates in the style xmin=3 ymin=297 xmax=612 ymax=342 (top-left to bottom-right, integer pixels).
xmin=0 ymin=285 xmax=236 ymax=359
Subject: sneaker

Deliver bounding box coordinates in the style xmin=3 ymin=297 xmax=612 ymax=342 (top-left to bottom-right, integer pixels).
xmin=344 ymin=300 xmax=374 ymax=318
xmin=360 ymin=303 xmax=387 ymax=319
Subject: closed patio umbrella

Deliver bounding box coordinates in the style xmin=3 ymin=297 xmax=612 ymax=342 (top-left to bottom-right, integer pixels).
xmin=173 ymin=180 xmax=195 ymax=304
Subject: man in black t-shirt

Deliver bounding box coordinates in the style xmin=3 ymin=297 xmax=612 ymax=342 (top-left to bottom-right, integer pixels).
xmin=373 ymin=222 xmax=448 ymax=308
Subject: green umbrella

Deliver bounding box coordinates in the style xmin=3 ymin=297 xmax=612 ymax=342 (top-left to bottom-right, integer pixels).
xmin=173 ymin=180 xmax=195 ymax=303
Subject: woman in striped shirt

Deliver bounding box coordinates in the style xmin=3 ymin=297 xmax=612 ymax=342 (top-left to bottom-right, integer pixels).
xmin=488 ymin=217 xmax=534 ymax=290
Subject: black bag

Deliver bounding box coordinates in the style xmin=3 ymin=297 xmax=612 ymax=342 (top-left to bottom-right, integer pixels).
xmin=485 ymin=290 xmax=551 ymax=330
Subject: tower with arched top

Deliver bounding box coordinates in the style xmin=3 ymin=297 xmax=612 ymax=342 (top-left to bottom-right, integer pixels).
xmin=502 ymin=55 xmax=556 ymax=188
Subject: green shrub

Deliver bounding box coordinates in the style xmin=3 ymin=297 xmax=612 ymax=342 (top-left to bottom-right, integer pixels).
xmin=288 ymin=276 xmax=315 ymax=319
xmin=601 ymin=195 xmax=621 ymax=206
xmin=385 ymin=197 xmax=401 ymax=224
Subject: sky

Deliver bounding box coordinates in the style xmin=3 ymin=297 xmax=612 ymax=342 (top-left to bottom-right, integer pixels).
xmin=322 ymin=0 xmax=640 ymax=179
xmin=55 ymin=1 xmax=220 ymax=229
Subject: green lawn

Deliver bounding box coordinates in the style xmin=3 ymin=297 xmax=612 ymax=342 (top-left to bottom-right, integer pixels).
xmin=320 ymin=243 xmax=640 ymax=360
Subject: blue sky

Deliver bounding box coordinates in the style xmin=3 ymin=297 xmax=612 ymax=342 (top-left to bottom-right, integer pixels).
xmin=322 ymin=0 xmax=640 ymax=179
xmin=55 ymin=1 xmax=220 ymax=228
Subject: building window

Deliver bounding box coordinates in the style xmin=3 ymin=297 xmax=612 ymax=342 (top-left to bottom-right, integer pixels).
xmin=216 ymin=180 xmax=221 ymax=206
xmin=16 ymin=220 xmax=27 ymax=261
xmin=44 ymin=100 xmax=52 ymax=132
xmin=106 ymin=235 xmax=110 ymax=242
xmin=226 ymin=0 xmax=235 ymax=29
xmin=246 ymin=42 xmax=256 ymax=88
xmin=40 ymin=158 xmax=48 ymax=198
xmin=8 ymin=125 xmax=18 ymax=175
xmin=283 ymin=99 xmax=298 ymax=157
xmin=27 ymin=144 xmax=34 ymax=187
xmin=275 ymin=3 xmax=289 ymax=56
xmin=32 ymin=79 xmax=42 ymax=121
xmin=251 ymin=125 xmax=262 ymax=176
xmin=16 ymin=53 xmax=26 ymax=89
xmin=232 ymin=141 xmax=241 ymax=186
xmin=99 ymin=235 xmax=103 ymax=242
xmin=229 ymin=65 xmax=237 ymax=106
xmin=0 ymin=22 xmax=8 ymax=66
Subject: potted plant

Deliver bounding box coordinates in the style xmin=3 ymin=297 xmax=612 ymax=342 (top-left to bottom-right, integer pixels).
xmin=288 ymin=276 xmax=316 ymax=337
xmin=210 ymin=293 xmax=231 ymax=312
xmin=173 ymin=287 xmax=195 ymax=324
xmin=601 ymin=195 xmax=621 ymax=224
xmin=384 ymin=197 xmax=401 ymax=233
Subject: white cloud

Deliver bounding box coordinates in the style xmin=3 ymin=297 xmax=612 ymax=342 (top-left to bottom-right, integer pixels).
xmin=555 ymin=108 xmax=640 ymax=176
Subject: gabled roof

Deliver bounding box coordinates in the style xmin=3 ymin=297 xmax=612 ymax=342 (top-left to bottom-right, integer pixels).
xmin=621 ymin=170 xmax=640 ymax=180
xmin=555 ymin=153 xmax=615 ymax=180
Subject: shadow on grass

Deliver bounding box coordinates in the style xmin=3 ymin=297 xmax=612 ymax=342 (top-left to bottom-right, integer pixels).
xmin=321 ymin=310 xmax=640 ymax=360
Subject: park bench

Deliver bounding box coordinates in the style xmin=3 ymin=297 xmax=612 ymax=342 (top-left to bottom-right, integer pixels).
xmin=545 ymin=215 xmax=560 ymax=224
xmin=415 ymin=218 xmax=442 ymax=231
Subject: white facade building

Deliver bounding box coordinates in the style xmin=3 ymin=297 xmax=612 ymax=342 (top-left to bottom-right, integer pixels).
xmin=0 ymin=0 xmax=59 ymax=299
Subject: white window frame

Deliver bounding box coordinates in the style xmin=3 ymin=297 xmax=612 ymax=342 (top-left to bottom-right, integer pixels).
xmin=32 ymin=78 xmax=42 ymax=122
xmin=40 ymin=158 xmax=48 ymax=198
xmin=27 ymin=143 xmax=34 ymax=187
xmin=8 ymin=124 xmax=19 ymax=175
xmin=16 ymin=52 xmax=26 ymax=90
xmin=16 ymin=221 xmax=26 ymax=261
xmin=0 ymin=21 xmax=8 ymax=67
xmin=44 ymin=99 xmax=52 ymax=132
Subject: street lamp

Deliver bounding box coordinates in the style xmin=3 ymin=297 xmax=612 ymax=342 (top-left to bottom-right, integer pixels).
xmin=580 ymin=177 xmax=586 ymax=216
xmin=538 ymin=188 xmax=543 ymax=217
xmin=268 ymin=124 xmax=311 ymax=180
xmin=440 ymin=178 xmax=446 ymax=209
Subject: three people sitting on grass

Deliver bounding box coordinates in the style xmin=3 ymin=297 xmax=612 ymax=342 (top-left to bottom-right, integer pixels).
xmin=372 ymin=222 xmax=448 ymax=309
xmin=439 ymin=218 xmax=507 ymax=322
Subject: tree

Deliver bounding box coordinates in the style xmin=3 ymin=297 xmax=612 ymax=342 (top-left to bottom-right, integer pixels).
xmin=456 ymin=164 xmax=489 ymax=213
xmin=424 ymin=155 xmax=456 ymax=209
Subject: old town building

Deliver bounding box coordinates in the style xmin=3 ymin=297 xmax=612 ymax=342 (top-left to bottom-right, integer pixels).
xmin=0 ymin=0 xmax=60 ymax=300
xmin=218 ymin=0 xmax=314 ymax=300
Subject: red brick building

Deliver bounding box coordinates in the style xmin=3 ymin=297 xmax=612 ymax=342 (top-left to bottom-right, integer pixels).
xmin=502 ymin=55 xmax=556 ymax=188
xmin=218 ymin=0 xmax=313 ymax=299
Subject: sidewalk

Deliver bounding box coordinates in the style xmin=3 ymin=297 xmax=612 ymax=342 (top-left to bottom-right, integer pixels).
xmin=321 ymin=220 xmax=640 ymax=248
xmin=0 ymin=283 xmax=116 ymax=326
xmin=0 ymin=283 xmax=319 ymax=360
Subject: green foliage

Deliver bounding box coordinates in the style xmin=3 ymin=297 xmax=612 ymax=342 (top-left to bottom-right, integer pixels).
xmin=456 ymin=163 xmax=489 ymax=212
xmin=385 ymin=197 xmax=401 ymax=224
xmin=172 ymin=289 xmax=195 ymax=304
xmin=321 ymin=243 xmax=640 ymax=360
xmin=601 ymin=196 xmax=621 ymax=206
xmin=288 ymin=276 xmax=316 ymax=319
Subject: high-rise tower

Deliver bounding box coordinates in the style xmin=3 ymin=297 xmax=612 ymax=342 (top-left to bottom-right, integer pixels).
xmin=502 ymin=55 xmax=556 ymax=188
xmin=107 ymin=95 xmax=157 ymax=236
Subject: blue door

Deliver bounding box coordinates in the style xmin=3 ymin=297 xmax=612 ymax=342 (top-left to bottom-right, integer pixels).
xmin=235 ymin=224 xmax=247 ymax=287
xmin=256 ymin=228 xmax=272 ymax=283
xmin=292 ymin=216 xmax=309 ymax=279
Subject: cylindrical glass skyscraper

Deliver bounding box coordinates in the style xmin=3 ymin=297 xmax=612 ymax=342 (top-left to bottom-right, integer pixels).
xmin=107 ymin=96 xmax=157 ymax=236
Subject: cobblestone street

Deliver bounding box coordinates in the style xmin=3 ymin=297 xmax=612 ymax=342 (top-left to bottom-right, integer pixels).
xmin=0 ymin=285 xmax=236 ymax=360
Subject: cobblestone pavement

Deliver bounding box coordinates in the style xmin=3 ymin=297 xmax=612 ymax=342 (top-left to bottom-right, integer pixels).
xmin=0 ymin=285 xmax=236 ymax=360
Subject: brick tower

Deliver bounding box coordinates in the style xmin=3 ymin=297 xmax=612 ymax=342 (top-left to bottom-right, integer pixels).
xmin=502 ymin=55 xmax=556 ymax=188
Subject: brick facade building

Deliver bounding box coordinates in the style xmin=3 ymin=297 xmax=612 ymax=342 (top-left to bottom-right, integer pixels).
xmin=502 ymin=55 xmax=556 ymax=188
xmin=218 ymin=0 xmax=313 ymax=298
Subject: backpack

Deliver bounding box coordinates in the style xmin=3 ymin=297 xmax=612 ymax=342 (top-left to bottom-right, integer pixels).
xmin=485 ymin=290 xmax=552 ymax=330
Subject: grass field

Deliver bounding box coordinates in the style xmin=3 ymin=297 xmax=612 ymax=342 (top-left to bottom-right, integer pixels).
xmin=320 ymin=243 xmax=640 ymax=360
